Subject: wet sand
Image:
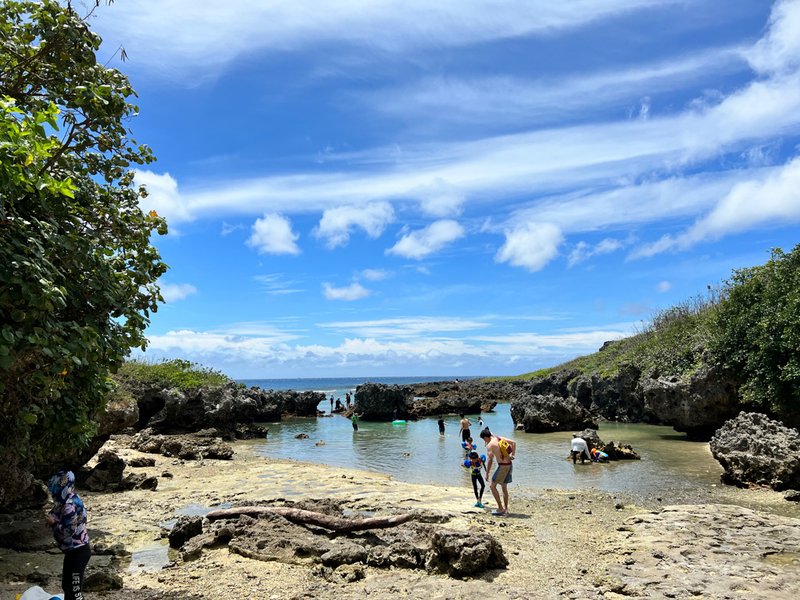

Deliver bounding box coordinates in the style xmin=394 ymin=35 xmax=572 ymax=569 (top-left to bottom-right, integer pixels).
xmin=1 ymin=438 xmax=798 ymax=599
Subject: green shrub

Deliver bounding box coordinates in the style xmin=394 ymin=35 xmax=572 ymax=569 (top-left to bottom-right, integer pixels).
xmin=116 ymin=359 xmax=231 ymax=390
xmin=710 ymin=245 xmax=800 ymax=425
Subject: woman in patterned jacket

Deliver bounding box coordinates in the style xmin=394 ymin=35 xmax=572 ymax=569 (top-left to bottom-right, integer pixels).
xmin=45 ymin=471 xmax=90 ymax=600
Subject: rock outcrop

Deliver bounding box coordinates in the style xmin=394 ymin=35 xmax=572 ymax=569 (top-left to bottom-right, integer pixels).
xmin=119 ymin=381 xmax=324 ymax=436
xmin=131 ymin=431 xmax=235 ymax=461
xmin=354 ymin=383 xmax=413 ymax=421
xmin=710 ymin=412 xmax=800 ymax=490
xmin=641 ymin=365 xmax=740 ymax=439
xmin=407 ymin=396 xmax=487 ymax=418
xmin=510 ymin=394 xmax=598 ymax=433
xmin=177 ymin=500 xmax=507 ymax=579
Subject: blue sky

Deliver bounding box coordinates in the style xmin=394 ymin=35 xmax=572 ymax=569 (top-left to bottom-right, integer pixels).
xmin=91 ymin=0 xmax=800 ymax=378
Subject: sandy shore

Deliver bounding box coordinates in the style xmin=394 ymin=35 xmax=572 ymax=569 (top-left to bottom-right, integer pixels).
xmin=1 ymin=437 xmax=799 ymax=599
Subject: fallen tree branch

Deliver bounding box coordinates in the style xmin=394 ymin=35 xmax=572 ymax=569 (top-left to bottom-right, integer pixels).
xmin=205 ymin=506 xmax=413 ymax=532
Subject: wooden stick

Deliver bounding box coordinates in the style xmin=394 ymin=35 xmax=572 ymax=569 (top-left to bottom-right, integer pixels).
xmin=205 ymin=506 xmax=413 ymax=532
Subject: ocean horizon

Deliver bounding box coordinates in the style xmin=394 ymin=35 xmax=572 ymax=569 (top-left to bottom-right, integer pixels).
xmin=237 ymin=375 xmax=480 ymax=396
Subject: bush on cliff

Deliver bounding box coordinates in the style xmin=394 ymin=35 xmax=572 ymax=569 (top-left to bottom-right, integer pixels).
xmin=0 ymin=1 xmax=166 ymax=505
xmin=116 ymin=359 xmax=232 ymax=391
xmin=710 ymin=246 xmax=800 ymax=427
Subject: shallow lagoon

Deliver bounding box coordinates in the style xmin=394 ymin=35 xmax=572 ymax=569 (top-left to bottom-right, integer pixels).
xmin=253 ymin=402 xmax=723 ymax=495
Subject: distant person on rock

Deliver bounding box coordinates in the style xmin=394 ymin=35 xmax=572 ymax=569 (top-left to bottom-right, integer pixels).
xmin=437 ymin=416 xmax=445 ymax=436
xmin=45 ymin=470 xmax=90 ymax=600
xmin=570 ymin=434 xmax=592 ymax=464
xmin=329 ymin=396 xmax=333 ymax=412
xmin=459 ymin=413 xmax=472 ymax=443
xmin=480 ymin=427 xmax=516 ymax=516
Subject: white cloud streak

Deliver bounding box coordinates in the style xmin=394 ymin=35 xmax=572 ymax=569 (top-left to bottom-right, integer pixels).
xmin=94 ymin=0 xmax=681 ymax=79
xmin=159 ymin=282 xmax=198 ymax=303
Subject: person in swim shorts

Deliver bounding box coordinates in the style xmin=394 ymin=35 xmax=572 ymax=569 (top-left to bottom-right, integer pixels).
xmin=459 ymin=413 xmax=471 ymax=443
xmin=480 ymin=427 xmax=516 ymax=516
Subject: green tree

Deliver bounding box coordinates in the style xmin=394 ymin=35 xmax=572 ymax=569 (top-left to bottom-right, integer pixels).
xmin=0 ymin=0 xmax=167 ymax=504
xmin=710 ymin=245 xmax=800 ymax=427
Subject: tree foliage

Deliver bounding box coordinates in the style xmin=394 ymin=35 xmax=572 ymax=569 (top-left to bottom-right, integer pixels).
xmin=710 ymin=245 xmax=800 ymax=427
xmin=0 ymin=0 xmax=167 ymax=503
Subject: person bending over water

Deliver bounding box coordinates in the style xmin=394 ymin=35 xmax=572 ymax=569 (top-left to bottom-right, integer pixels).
xmin=480 ymin=427 xmax=516 ymax=516
xmin=570 ymin=433 xmax=592 ymax=464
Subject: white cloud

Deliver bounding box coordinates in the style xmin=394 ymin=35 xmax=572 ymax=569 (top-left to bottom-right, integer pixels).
xmin=323 ymin=282 xmax=370 ymax=301
xmin=221 ymin=221 xmax=244 ymax=236
xmin=247 ymin=213 xmax=301 ymax=255
xmin=135 ymin=170 xmax=191 ymax=224
xmin=632 ymin=156 xmax=800 ymax=257
xmin=568 ymin=237 xmax=624 ymax=267
xmin=496 ymin=222 xmax=563 ymax=272
xmin=95 ymin=0 xmax=680 ymax=79
xmin=361 ymin=268 xmax=390 ymax=281
xmin=314 ymin=202 xmax=394 ymax=248
xmin=159 ymin=282 xmax=197 ymax=303
xmin=657 ymin=281 xmax=672 ymax=293
xmin=413 ymin=178 xmax=465 ymax=217
xmin=747 ymin=0 xmax=800 ymax=75
xmin=387 ymin=220 xmax=465 ymax=259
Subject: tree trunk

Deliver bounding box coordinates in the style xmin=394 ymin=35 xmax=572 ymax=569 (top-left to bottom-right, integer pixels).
xmin=205 ymin=506 xmax=413 ymax=532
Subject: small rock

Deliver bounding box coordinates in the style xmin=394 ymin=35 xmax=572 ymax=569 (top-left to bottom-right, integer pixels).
xmin=584 ymin=510 xmax=592 ymax=515
xmin=615 ymin=503 xmax=624 ymax=510
xmin=162 ymin=471 xmax=173 ymax=478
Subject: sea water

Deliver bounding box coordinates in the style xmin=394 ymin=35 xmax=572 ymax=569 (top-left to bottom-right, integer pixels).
xmin=239 ymin=377 xmax=726 ymax=496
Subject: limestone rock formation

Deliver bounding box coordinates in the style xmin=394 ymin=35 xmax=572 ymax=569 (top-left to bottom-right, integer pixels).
xmin=510 ymin=394 xmax=598 ymax=433
xmin=641 ymin=365 xmax=740 ymax=439
xmin=710 ymin=412 xmax=800 ymax=490
xmin=354 ymin=383 xmax=413 ymax=421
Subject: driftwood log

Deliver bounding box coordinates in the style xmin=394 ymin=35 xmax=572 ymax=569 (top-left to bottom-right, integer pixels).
xmin=205 ymin=506 xmax=413 ymax=533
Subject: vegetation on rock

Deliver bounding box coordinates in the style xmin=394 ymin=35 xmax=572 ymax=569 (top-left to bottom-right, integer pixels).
xmin=497 ymin=244 xmax=800 ymax=427
xmin=115 ymin=359 xmax=232 ymax=391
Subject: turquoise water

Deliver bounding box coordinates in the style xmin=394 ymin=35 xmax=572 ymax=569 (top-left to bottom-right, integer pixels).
xmin=249 ymin=400 xmax=724 ymax=495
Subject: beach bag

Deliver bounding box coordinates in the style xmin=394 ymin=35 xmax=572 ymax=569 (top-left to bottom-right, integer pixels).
xmin=16 ymin=586 xmax=63 ymax=600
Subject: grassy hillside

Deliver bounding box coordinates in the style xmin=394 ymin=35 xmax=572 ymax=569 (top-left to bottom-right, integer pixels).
xmin=493 ymin=244 xmax=800 ymax=427
xmin=497 ymin=294 xmax=718 ymax=382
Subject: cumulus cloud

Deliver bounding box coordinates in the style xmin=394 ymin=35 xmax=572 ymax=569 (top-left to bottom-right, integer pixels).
xmin=323 ymin=282 xmax=370 ymax=301
xmin=496 ymin=222 xmax=564 ymax=272
xmin=632 ymin=156 xmax=800 ymax=258
xmin=387 ymin=220 xmax=465 ymax=259
xmin=159 ymin=282 xmax=198 ymax=302
xmin=314 ymin=202 xmax=394 ymax=248
xmin=414 ymin=178 xmax=465 ymax=217
xmin=247 ymin=213 xmax=301 ymax=255
xmin=135 ymin=170 xmax=191 ymax=224
xmin=568 ymin=237 xmax=625 ymax=267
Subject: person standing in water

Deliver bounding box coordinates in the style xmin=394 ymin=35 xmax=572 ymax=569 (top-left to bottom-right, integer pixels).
xmin=351 ymin=411 xmax=360 ymax=431
xmin=480 ymin=427 xmax=516 ymax=516
xmin=437 ymin=416 xmax=445 ymax=436
xmin=459 ymin=413 xmax=471 ymax=443
xmin=45 ymin=470 xmax=90 ymax=600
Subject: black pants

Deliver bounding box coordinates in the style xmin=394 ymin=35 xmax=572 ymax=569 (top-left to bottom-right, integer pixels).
xmin=571 ymin=450 xmax=588 ymax=464
xmin=352 ymin=422 xmax=358 ymax=431
xmin=62 ymin=543 xmax=91 ymax=600
xmin=461 ymin=428 xmax=471 ymax=442
xmin=471 ymin=472 xmax=485 ymax=501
